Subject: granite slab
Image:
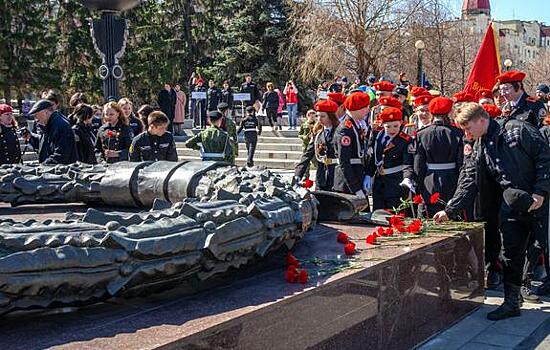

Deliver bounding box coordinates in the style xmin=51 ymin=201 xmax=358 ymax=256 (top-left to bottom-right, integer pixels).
xmin=0 ymin=203 xmax=484 ymax=350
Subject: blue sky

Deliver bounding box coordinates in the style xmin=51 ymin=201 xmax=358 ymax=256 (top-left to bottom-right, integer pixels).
xmin=449 ymin=0 xmax=550 ymax=24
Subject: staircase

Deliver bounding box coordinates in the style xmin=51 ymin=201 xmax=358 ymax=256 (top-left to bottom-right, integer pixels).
xmin=175 ymin=126 xmax=304 ymax=170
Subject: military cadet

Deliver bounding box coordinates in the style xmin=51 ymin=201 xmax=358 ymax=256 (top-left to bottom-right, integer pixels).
xmin=365 ymin=107 xmax=414 ymax=210
xmin=410 ymin=86 xmax=430 ymax=106
xmin=333 ymin=92 xmax=370 ymax=198
xmin=0 ymin=104 xmax=21 ymax=165
xmin=369 ymin=81 xmax=396 ymax=124
xmin=434 ymin=103 xmax=550 ymax=321
xmin=71 ymin=104 xmax=97 ymax=164
xmin=327 ymin=92 xmax=347 ymax=121
xmin=298 ymin=109 xmax=317 ymax=150
xmin=237 ymin=106 xmax=262 ymax=167
xmin=129 ymin=111 xmax=177 ymax=162
xmin=240 ymin=74 xmax=261 ymax=108
xmin=535 ymin=84 xmax=549 ymax=104
xmin=218 ymin=102 xmax=239 ymax=159
xmin=25 ymin=100 xmax=77 ymax=165
xmin=295 ymin=100 xmax=340 ymax=191
xmin=185 ymin=111 xmax=234 ymax=163
xmin=96 ymin=102 xmax=134 ymax=163
xmin=119 ymin=98 xmax=144 ymax=136
xmin=497 ymin=70 xmax=547 ymax=127
xmin=414 ymin=97 xmax=463 ymax=217
xmin=403 ymin=94 xmax=433 ymax=136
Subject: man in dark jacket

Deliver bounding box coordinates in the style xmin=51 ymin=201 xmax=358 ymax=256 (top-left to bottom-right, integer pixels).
xmin=240 ymin=74 xmax=260 ymax=107
xmin=434 ymin=103 xmax=550 ymax=321
xmin=129 ymin=111 xmax=178 ymax=162
xmin=207 ymin=80 xmax=222 ymax=112
xmin=498 ymin=71 xmax=547 ymax=127
xmin=25 ymin=100 xmax=77 ymax=165
xmin=158 ymin=83 xmax=176 ymax=132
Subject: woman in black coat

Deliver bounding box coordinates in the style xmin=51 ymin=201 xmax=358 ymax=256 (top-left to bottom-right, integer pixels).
xmin=96 ymin=102 xmax=134 ymax=163
xmin=70 ymin=104 xmax=97 ymax=164
xmin=261 ymin=82 xmax=280 ymax=129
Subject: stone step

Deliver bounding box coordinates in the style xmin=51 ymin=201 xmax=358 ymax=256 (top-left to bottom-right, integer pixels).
xmin=174 ymin=128 xmax=298 ymax=139
xmin=177 ymin=148 xmax=303 ymax=160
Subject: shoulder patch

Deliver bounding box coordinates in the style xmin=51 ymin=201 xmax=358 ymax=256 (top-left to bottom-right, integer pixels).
xmin=345 ymin=119 xmax=353 ymax=129
xmin=407 ymin=142 xmax=416 ymax=153
xmin=463 ymin=143 xmax=473 ymax=156
xmin=539 ymin=108 xmax=547 ymax=118
xmin=399 ymin=131 xmax=412 ymax=142
xmin=341 ymin=135 xmax=351 ymax=146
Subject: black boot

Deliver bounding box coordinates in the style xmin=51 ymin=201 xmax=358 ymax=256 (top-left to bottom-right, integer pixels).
xmin=487 ymin=283 xmax=521 ymax=321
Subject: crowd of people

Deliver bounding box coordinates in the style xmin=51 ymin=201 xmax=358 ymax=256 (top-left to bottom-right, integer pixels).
xmin=293 ymin=70 xmax=550 ymax=322
xmin=2 ymin=68 xmax=550 ymax=322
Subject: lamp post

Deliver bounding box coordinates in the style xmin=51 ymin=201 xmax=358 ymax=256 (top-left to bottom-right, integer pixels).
xmin=80 ymin=0 xmax=141 ymax=101
xmin=415 ymin=40 xmax=425 ymax=87
xmin=504 ymin=59 xmax=513 ymax=71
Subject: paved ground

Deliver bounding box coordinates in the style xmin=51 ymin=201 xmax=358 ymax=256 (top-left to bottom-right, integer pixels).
xmin=417 ymin=289 xmax=550 ymax=350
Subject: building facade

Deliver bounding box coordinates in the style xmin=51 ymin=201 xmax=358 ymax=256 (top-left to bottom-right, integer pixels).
xmin=462 ymin=0 xmax=550 ymax=69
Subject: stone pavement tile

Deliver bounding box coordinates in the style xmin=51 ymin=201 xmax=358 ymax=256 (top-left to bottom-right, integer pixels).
xmin=489 ymin=308 xmax=550 ymax=336
xmin=459 ymin=342 xmax=514 ymax=350
xmin=417 ymin=307 xmax=496 ymax=350
xmin=470 ymin=327 xmax=525 ymax=347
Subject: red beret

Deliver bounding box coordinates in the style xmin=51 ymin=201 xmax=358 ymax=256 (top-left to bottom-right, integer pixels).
xmin=0 ymin=104 xmax=13 ymax=115
xmin=378 ymin=107 xmax=403 ymax=123
xmin=453 ymin=91 xmax=475 ymax=103
xmin=429 ymin=97 xmax=454 ymax=115
xmin=410 ymin=86 xmax=429 ymax=97
xmin=327 ymin=92 xmax=346 ymax=105
xmin=378 ymin=96 xmax=402 ymax=109
xmin=343 ymin=92 xmax=370 ymax=111
xmin=477 ymin=88 xmax=494 ymax=100
xmin=496 ymin=70 xmax=526 ymax=84
xmin=482 ymin=104 xmax=502 ymax=118
xmin=314 ymin=99 xmax=339 ymax=113
xmin=373 ymin=81 xmax=396 ymax=92
xmin=414 ymin=94 xmax=434 ymax=108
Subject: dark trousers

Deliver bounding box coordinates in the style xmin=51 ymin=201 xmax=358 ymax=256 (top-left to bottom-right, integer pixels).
xmin=499 ymin=204 xmax=534 ymax=286
xmin=485 ymin=205 xmax=502 ymax=271
xmin=245 ymin=134 xmax=257 ymax=167
xmin=266 ymin=108 xmax=277 ymax=127
xmin=523 ymin=201 xmax=549 ymax=282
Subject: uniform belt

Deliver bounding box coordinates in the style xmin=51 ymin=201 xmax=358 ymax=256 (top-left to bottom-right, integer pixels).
xmin=244 ymin=128 xmax=257 ymax=132
xmin=349 ymin=158 xmax=363 ymax=165
xmin=201 ymin=152 xmax=225 ymax=159
xmin=323 ymin=158 xmax=339 ymax=165
xmin=426 ymin=162 xmax=456 ymax=170
xmin=382 ymin=165 xmax=404 ymax=175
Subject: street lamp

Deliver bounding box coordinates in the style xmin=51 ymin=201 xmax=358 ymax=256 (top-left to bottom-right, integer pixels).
xmin=81 ymin=0 xmax=141 ymax=101
xmin=503 ymin=59 xmax=513 ymax=71
xmin=415 ymin=40 xmax=425 ymax=86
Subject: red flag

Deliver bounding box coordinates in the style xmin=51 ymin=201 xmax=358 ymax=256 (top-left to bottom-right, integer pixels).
xmin=464 ymin=23 xmax=501 ymax=96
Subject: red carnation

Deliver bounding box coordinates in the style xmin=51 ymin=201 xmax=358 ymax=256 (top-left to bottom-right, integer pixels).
xmin=106 ymin=130 xmax=114 ymax=138
xmin=344 ymin=242 xmax=356 ymax=255
xmin=413 ymin=194 xmax=423 ymax=204
xmin=337 ymin=232 xmax=350 ymax=244
xmin=285 ymin=266 xmax=299 ymax=283
xmin=389 ymin=215 xmax=405 ymax=228
xmin=303 ymin=179 xmax=314 ymax=189
xmin=407 ymin=219 xmax=423 ymax=234
xmin=286 ymin=252 xmax=300 ymax=267
xmin=366 ymin=234 xmax=377 ymax=245
xmin=385 ymin=227 xmax=394 ymax=236
xmin=376 ymin=226 xmax=385 ymax=236
xmin=298 ymin=269 xmax=308 ymax=284
xmin=430 ymin=192 xmax=441 ymax=204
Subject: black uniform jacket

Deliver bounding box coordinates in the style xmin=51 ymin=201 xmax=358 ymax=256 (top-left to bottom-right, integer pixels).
xmin=129 ymin=131 xmax=178 ymax=162
xmin=446 ymin=118 xmax=550 ymax=217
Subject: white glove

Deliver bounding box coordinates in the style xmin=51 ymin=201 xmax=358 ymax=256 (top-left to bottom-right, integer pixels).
xmin=400 ymin=178 xmax=416 ymax=194
xmin=355 ymin=190 xmax=367 ymax=199
xmin=363 ymin=175 xmax=372 ymax=194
